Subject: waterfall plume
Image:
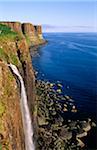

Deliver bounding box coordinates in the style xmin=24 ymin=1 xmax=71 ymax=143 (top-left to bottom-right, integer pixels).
xmin=8 ymin=63 xmax=35 ymax=150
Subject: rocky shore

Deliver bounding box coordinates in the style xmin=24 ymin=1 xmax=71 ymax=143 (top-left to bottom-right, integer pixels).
xmin=35 ymin=80 xmax=96 ymax=150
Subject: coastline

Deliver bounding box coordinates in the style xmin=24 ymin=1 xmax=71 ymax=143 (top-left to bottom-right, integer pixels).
xmin=30 ymin=38 xmax=97 ymax=149
xmin=0 ymin=22 xmax=45 ymax=149
xmin=0 ymin=22 xmax=96 ymax=149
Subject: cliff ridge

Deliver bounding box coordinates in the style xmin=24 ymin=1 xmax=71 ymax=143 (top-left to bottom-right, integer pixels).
xmin=0 ymin=21 xmax=46 ymax=46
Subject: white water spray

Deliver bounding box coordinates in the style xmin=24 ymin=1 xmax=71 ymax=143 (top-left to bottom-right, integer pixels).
xmin=9 ymin=63 xmax=35 ymax=150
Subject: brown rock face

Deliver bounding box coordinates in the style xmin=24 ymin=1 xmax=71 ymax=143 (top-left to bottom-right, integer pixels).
xmin=22 ymin=23 xmax=38 ymax=43
xmin=34 ymin=25 xmax=42 ymax=35
xmin=34 ymin=25 xmax=43 ymax=39
xmin=0 ymin=21 xmax=46 ymax=148
xmin=16 ymin=38 xmax=36 ymax=113
xmin=0 ymin=30 xmax=37 ymax=149
xmin=0 ymin=61 xmax=25 ymax=149
xmin=22 ymin=23 xmax=36 ymax=36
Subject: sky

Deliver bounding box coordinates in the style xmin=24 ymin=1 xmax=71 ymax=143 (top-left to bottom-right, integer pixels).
xmin=0 ymin=0 xmax=97 ymax=32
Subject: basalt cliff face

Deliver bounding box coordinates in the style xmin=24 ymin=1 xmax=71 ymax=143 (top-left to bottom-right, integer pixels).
xmin=0 ymin=62 xmax=25 ymax=149
xmin=22 ymin=23 xmax=44 ymax=44
xmin=0 ymin=22 xmax=45 ymax=149
xmin=0 ymin=22 xmax=45 ymax=46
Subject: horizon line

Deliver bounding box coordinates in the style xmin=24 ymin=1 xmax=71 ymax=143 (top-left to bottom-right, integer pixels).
xmin=43 ymin=31 xmax=97 ymax=33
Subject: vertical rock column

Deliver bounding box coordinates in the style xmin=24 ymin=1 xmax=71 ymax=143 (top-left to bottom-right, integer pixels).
xmin=22 ymin=23 xmax=37 ymax=43
xmin=34 ymin=25 xmax=43 ymax=39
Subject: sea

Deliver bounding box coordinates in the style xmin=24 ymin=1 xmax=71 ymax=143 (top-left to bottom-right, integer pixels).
xmin=32 ymin=33 xmax=97 ymax=149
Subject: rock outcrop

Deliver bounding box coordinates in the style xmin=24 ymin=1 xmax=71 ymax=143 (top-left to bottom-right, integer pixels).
xmin=34 ymin=25 xmax=43 ymax=39
xmin=22 ymin=23 xmax=37 ymax=42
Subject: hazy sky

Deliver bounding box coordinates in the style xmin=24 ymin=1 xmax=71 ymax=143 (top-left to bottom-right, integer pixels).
xmin=0 ymin=0 xmax=97 ymax=32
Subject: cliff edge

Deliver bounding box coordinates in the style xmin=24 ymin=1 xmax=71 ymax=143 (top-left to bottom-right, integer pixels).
xmin=0 ymin=22 xmax=44 ymax=149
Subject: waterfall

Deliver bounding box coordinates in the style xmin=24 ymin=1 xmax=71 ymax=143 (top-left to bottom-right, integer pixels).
xmin=8 ymin=63 xmax=35 ymax=150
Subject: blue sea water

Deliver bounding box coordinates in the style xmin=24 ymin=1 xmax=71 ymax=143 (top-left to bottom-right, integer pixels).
xmin=32 ymin=33 xmax=97 ymax=121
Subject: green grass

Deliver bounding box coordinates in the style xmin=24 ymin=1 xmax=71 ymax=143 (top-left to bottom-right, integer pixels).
xmin=24 ymin=34 xmax=31 ymax=45
xmin=0 ymin=144 xmax=2 ymax=150
xmin=0 ymin=48 xmax=8 ymax=61
xmin=0 ymin=24 xmax=17 ymax=37
xmin=0 ymin=24 xmax=11 ymax=31
xmin=0 ymin=48 xmax=19 ymax=65
xmin=9 ymin=53 xmax=19 ymax=65
xmin=0 ymin=102 xmax=5 ymax=117
xmin=0 ymin=24 xmax=19 ymax=41
xmin=0 ymin=24 xmax=30 ymax=66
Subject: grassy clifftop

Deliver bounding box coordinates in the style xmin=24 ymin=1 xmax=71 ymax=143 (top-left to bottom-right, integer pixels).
xmin=0 ymin=23 xmax=32 ymax=71
xmin=0 ymin=24 xmax=17 ymax=36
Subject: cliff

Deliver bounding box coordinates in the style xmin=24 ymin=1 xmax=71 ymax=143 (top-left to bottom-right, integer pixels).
xmin=0 ymin=22 xmax=43 ymax=149
xmin=0 ymin=62 xmax=25 ymax=149
xmin=0 ymin=22 xmax=46 ymax=46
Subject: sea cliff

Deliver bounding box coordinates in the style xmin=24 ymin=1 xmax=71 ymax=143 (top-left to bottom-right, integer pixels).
xmin=0 ymin=22 xmax=45 ymax=149
xmin=0 ymin=22 xmax=96 ymax=150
